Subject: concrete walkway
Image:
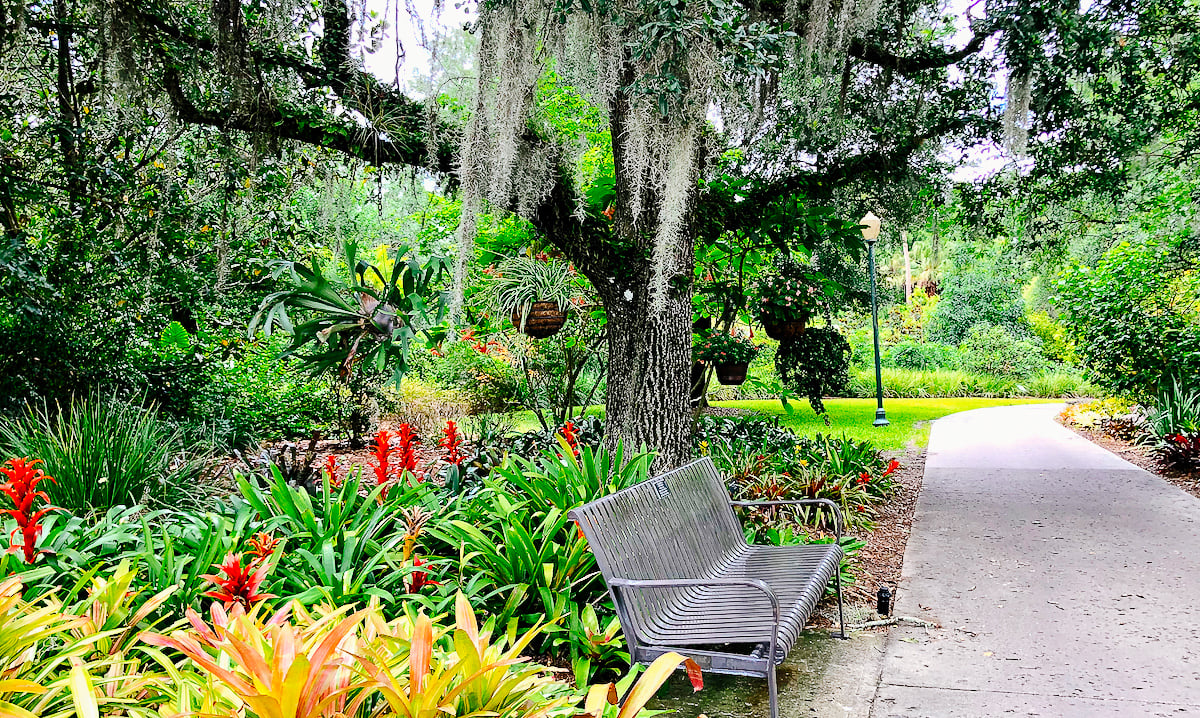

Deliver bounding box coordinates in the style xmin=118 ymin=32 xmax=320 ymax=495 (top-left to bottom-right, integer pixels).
xmin=872 ymin=403 xmax=1200 ymax=717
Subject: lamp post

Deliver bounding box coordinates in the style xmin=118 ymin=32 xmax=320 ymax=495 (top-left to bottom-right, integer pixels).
xmin=861 ymin=212 xmax=889 ymax=427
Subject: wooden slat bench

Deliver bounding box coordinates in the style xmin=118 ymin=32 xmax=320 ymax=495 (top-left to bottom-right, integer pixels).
xmin=569 ymin=457 xmax=846 ymax=718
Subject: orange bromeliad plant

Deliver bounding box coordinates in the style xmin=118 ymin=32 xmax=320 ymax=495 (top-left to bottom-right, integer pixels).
xmin=142 ymin=602 xmax=368 ymax=718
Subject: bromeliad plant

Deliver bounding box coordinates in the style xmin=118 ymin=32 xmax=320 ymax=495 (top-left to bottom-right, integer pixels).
xmin=693 ymin=332 xmax=759 ymax=365
xmin=0 ymin=457 xmax=60 ymax=563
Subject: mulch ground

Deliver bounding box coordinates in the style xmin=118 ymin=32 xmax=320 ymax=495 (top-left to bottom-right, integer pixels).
xmin=851 ymin=446 xmax=925 ymax=605
xmin=1057 ymin=420 xmax=1200 ymax=500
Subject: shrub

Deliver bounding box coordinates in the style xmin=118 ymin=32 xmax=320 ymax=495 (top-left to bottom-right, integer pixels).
xmin=884 ymin=341 xmax=958 ymax=371
xmin=377 ymin=378 xmax=470 ymax=439
xmin=926 ymin=268 xmax=1028 ymax=344
xmin=1027 ymin=311 xmax=1078 ymax=365
xmin=845 ymin=367 xmax=1095 ymax=398
xmin=957 ymin=324 xmax=1046 ymax=381
xmin=1056 ymin=234 xmax=1200 ymax=398
xmin=425 ymin=341 xmax=521 ymax=414
xmin=0 ymin=395 xmax=205 ymax=513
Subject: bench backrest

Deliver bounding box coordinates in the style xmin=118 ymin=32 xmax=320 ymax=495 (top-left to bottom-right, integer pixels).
xmin=568 ymin=456 xmax=744 ymax=582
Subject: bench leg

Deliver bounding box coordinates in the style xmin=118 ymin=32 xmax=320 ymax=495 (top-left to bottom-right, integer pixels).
xmin=768 ymin=659 xmax=779 ymax=718
xmin=835 ymin=567 xmax=847 ymax=639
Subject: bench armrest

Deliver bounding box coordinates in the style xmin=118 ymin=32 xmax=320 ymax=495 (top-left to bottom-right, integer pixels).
xmin=608 ymin=577 xmax=781 ymax=638
xmin=730 ymin=498 xmax=843 ymax=540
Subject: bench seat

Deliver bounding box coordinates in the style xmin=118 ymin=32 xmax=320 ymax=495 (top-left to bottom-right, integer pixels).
xmin=569 ymin=457 xmax=847 ymax=718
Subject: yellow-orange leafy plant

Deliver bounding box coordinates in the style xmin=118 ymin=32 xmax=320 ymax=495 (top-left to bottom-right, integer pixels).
xmin=349 ymin=592 xmax=573 ymax=718
xmin=141 ymin=601 xmax=369 ymax=718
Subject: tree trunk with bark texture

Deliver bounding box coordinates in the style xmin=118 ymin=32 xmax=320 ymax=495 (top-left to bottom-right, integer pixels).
xmin=599 ymin=274 xmax=693 ymax=470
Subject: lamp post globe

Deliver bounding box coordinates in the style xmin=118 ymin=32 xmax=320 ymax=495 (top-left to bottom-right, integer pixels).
xmin=861 ymin=212 xmax=889 ymax=427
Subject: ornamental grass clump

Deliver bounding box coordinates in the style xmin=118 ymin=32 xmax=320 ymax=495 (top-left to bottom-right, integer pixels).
xmin=693 ymin=332 xmax=759 ymax=365
xmin=0 ymin=394 xmax=203 ymax=513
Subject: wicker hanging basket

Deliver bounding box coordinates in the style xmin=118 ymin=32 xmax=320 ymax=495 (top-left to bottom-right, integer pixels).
xmin=715 ymin=362 xmax=749 ymax=386
xmin=762 ymin=317 xmax=807 ymax=340
xmin=511 ymin=301 xmax=568 ymax=339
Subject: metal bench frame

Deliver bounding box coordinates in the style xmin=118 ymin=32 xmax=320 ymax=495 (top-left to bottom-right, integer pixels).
xmin=569 ymin=457 xmax=846 ymax=718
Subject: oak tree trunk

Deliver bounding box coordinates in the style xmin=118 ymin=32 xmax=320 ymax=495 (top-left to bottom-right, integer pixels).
xmin=599 ymin=277 xmax=693 ymax=470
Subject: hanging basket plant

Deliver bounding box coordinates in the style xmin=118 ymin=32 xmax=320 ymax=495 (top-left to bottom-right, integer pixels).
xmin=752 ymin=263 xmax=822 ymax=340
xmin=491 ymin=254 xmax=583 ymax=339
xmin=694 ymin=332 xmax=760 ymax=386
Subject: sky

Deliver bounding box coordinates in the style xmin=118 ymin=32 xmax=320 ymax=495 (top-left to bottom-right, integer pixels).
xmin=357 ymin=0 xmax=1014 ymax=183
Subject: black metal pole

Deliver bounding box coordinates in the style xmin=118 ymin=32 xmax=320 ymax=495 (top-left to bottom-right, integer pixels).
xmin=868 ymin=239 xmax=889 ymax=427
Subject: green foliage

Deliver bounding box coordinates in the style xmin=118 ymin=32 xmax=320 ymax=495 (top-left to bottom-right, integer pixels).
xmin=775 ymin=328 xmax=852 ymax=415
xmin=0 ymin=395 xmax=205 ymax=514
xmin=956 ymin=324 xmax=1047 ymax=381
xmin=1056 ymin=234 xmax=1200 ymax=398
xmin=926 ymin=267 xmax=1028 ymax=344
xmin=1027 ymin=311 xmax=1077 ymax=365
xmin=1143 ymin=380 xmax=1200 ymax=468
xmin=423 ymin=342 xmax=521 ymax=415
xmin=252 ymin=241 xmax=452 ymax=387
xmin=490 ymin=255 xmax=584 ymax=320
xmin=884 ymin=341 xmax=957 ymax=371
xmin=845 ymin=367 xmax=1097 ymax=399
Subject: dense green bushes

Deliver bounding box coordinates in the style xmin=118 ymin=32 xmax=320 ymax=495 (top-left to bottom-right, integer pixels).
xmin=1057 ymin=234 xmax=1200 ymax=398
xmin=845 ymin=367 xmax=1098 ymax=399
xmin=925 ymin=266 xmax=1029 ymax=344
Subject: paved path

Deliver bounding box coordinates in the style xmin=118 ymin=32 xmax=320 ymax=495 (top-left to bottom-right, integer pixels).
xmin=872 ymin=403 xmax=1200 ymax=717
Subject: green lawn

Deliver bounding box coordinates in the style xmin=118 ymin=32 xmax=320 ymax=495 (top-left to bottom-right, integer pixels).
xmin=502 ymin=397 xmax=1061 ymax=452
xmin=712 ymin=397 xmax=1060 ymax=451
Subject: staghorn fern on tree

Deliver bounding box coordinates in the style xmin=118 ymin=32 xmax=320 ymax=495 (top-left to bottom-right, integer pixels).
xmin=250 ymin=241 xmax=451 ymax=387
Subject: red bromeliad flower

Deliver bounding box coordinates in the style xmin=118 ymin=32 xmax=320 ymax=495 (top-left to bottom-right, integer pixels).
xmin=0 ymin=457 xmax=60 ymax=564
xmin=368 ymin=430 xmax=394 ymax=487
xmin=439 ymin=420 xmax=464 ymax=466
xmin=394 ymin=424 xmax=420 ymax=477
xmin=560 ymin=421 xmax=580 ymax=458
xmin=882 ymin=459 xmax=900 ymax=477
xmin=322 ymin=455 xmax=342 ymax=487
xmin=246 ymin=532 xmax=279 ymax=561
xmin=857 ymin=471 xmax=871 ymax=485
xmin=406 ymin=557 xmax=440 ymax=593
xmin=201 ymin=552 xmax=276 ymax=610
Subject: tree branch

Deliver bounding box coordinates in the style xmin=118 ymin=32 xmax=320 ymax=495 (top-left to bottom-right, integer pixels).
xmin=848 ymin=28 xmax=995 ymax=75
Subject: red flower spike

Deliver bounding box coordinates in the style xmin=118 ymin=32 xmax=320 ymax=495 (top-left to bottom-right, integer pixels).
xmin=0 ymin=457 xmax=62 ymax=563
xmin=322 ymin=455 xmax=342 ymax=487
xmin=394 ymin=424 xmax=420 ymax=476
xmin=368 ymin=430 xmax=394 ymax=487
xmin=857 ymin=471 xmax=871 ymax=485
xmin=438 ymin=420 xmax=464 ymax=466
xmin=201 ymin=552 xmax=276 ymax=610
xmin=883 ymin=459 xmax=900 ymax=477
xmin=559 ymin=421 xmax=580 ymax=458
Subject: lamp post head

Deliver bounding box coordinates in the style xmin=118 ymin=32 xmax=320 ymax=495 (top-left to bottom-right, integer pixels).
xmin=860 ymin=211 xmax=881 ymax=243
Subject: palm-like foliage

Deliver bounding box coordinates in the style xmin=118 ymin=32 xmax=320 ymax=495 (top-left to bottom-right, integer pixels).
xmin=251 ymin=242 xmax=452 ymax=385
